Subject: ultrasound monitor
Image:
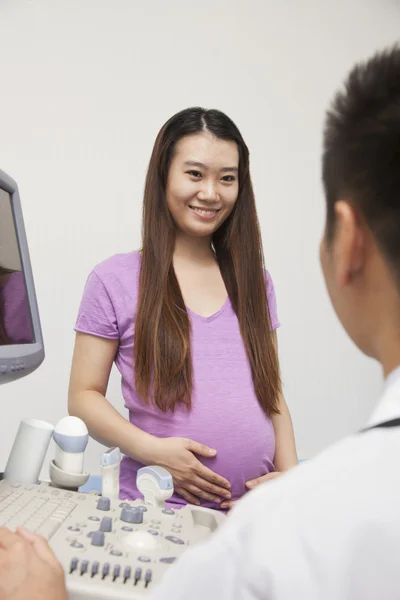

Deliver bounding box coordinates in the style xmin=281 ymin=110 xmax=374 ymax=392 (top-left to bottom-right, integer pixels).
xmin=0 ymin=169 xmax=44 ymax=383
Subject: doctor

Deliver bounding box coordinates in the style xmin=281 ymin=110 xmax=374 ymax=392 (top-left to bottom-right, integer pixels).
xmin=0 ymin=44 xmax=400 ymax=600
xmin=150 ymin=46 xmax=400 ymax=599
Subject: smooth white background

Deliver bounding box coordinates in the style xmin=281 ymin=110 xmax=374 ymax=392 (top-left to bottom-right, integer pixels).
xmin=0 ymin=0 xmax=399 ymax=477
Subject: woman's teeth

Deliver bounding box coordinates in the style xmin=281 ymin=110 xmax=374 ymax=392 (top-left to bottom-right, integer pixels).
xmin=190 ymin=207 xmax=219 ymax=215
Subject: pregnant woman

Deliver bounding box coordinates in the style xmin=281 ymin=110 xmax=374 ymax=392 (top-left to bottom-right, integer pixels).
xmin=68 ymin=107 xmax=297 ymax=510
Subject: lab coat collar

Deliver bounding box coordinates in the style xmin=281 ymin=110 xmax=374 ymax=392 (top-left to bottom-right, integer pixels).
xmin=367 ymin=365 xmax=400 ymax=428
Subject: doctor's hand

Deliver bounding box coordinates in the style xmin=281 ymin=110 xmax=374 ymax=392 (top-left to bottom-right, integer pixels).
xmin=0 ymin=527 xmax=66 ymax=600
xmin=152 ymin=437 xmax=231 ymax=505
xmin=220 ymin=471 xmax=281 ymax=510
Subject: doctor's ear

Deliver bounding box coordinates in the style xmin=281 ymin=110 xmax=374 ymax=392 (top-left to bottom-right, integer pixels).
xmin=333 ymin=201 xmax=365 ymax=288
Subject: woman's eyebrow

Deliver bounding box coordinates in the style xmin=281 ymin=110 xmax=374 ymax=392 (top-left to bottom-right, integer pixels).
xmin=184 ymin=161 xmax=238 ymax=173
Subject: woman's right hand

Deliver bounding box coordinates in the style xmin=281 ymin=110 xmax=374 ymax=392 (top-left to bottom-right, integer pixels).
xmin=152 ymin=437 xmax=231 ymax=505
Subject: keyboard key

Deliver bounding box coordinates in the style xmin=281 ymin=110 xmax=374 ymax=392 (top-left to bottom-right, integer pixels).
xmin=36 ymin=519 xmax=63 ymax=539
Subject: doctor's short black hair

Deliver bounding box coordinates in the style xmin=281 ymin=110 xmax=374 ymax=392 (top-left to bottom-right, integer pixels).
xmin=322 ymin=45 xmax=400 ymax=282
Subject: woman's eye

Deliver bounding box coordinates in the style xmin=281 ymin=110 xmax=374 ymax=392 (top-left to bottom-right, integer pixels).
xmin=187 ymin=170 xmax=202 ymax=178
xmin=222 ymin=175 xmax=236 ymax=182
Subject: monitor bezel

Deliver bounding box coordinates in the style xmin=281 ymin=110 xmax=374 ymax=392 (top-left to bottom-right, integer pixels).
xmin=0 ymin=169 xmax=44 ymax=381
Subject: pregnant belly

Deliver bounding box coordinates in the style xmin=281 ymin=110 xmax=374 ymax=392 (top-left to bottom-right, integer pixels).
xmin=194 ymin=420 xmax=275 ymax=507
xmin=122 ymin=409 xmax=275 ymax=510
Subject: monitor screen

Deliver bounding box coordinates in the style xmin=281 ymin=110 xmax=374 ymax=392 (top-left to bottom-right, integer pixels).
xmin=0 ymin=188 xmax=34 ymax=345
xmin=0 ymin=169 xmax=44 ymax=383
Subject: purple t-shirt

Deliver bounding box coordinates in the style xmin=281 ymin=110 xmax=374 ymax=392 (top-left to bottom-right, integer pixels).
xmin=75 ymin=252 xmax=279 ymax=509
xmin=0 ymin=271 xmax=33 ymax=344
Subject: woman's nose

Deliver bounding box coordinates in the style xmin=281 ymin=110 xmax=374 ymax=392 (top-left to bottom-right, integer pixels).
xmin=197 ymin=179 xmax=218 ymax=202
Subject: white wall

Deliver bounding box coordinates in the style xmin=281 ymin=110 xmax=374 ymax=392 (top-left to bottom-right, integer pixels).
xmin=0 ymin=0 xmax=399 ymax=477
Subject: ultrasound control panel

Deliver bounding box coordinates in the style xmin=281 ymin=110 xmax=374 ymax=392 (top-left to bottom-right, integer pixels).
xmin=0 ymin=480 xmax=225 ymax=599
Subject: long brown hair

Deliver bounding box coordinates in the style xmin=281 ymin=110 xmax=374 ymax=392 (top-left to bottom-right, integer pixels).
xmin=134 ymin=107 xmax=281 ymax=415
xmin=0 ymin=265 xmax=13 ymax=345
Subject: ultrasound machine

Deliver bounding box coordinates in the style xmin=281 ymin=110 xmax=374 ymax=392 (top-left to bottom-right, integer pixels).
xmin=0 ymin=169 xmax=225 ymax=599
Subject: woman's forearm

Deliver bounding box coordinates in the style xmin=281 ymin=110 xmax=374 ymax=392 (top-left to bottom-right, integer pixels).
xmin=68 ymin=390 xmax=158 ymax=465
xmin=271 ymin=392 xmax=298 ymax=471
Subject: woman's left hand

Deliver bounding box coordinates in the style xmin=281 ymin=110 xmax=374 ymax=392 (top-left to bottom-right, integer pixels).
xmin=220 ymin=471 xmax=281 ymax=510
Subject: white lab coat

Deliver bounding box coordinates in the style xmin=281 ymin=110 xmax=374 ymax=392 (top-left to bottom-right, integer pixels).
xmin=151 ymin=367 xmax=400 ymax=600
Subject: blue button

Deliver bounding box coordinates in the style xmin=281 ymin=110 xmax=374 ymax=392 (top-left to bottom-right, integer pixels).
xmin=160 ymin=557 xmax=177 ymax=564
xmin=80 ymin=560 xmax=89 ymax=575
xmin=100 ymin=517 xmax=113 ymax=532
xmin=70 ymin=557 xmax=78 ymax=572
xmin=113 ymin=564 xmax=121 ymax=579
xmin=102 ymin=563 xmax=110 ymax=578
xmin=91 ymin=531 xmax=105 ymax=547
xmin=97 ymin=497 xmax=111 ymax=511
xmin=165 ymin=535 xmax=184 ymax=545
xmin=145 ymin=569 xmax=152 ymax=584
xmin=120 ymin=506 xmax=143 ymax=524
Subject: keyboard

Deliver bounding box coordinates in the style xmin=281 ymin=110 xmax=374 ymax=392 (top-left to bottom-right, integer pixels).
xmin=0 ymin=479 xmax=224 ymax=599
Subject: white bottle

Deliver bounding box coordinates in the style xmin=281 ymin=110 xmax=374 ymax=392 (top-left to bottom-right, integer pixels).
xmin=4 ymin=418 xmax=54 ymax=484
